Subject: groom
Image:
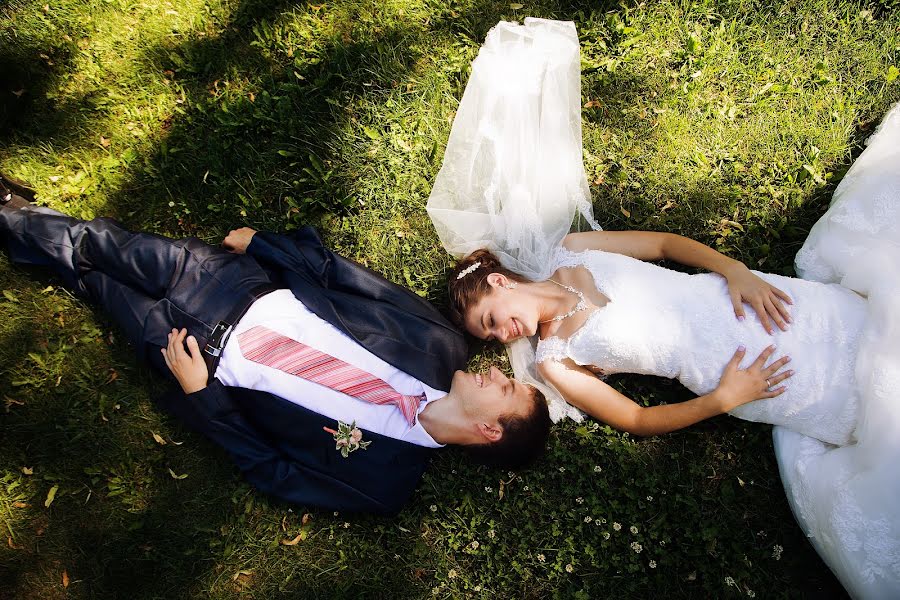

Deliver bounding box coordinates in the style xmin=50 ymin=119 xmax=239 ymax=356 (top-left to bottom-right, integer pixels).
xmin=0 ymin=180 xmax=551 ymax=515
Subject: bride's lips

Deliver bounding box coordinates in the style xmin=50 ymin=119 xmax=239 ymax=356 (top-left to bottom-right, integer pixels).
xmin=510 ymin=318 xmax=521 ymax=339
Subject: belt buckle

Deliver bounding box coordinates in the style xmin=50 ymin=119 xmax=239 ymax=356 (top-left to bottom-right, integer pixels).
xmin=204 ymin=320 xmax=233 ymax=357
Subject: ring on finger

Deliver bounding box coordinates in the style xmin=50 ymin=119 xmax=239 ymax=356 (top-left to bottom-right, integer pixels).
xmin=765 ymin=378 xmax=771 ymax=387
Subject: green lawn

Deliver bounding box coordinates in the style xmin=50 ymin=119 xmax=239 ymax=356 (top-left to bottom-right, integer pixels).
xmin=1 ymin=0 xmax=898 ymax=597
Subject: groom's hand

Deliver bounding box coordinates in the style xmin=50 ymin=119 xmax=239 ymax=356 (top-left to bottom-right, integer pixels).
xmin=222 ymin=227 xmax=257 ymax=254
xmin=161 ymin=328 xmax=209 ymax=394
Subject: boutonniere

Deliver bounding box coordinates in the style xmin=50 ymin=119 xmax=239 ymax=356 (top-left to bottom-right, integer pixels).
xmin=323 ymin=421 xmax=372 ymax=458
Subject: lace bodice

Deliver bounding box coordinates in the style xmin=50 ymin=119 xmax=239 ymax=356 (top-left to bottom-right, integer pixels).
xmin=536 ymin=247 xmax=868 ymax=445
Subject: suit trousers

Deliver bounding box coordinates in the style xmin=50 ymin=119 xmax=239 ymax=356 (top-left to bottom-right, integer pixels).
xmin=0 ymin=206 xmax=273 ymax=378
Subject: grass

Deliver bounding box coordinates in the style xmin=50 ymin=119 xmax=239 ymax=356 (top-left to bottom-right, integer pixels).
xmin=1 ymin=0 xmax=898 ymax=597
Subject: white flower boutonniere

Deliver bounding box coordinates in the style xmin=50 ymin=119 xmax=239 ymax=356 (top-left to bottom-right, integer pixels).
xmin=323 ymin=421 xmax=372 ymax=458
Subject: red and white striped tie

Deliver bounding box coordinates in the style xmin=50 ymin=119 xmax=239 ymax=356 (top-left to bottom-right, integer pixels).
xmin=237 ymin=325 xmax=424 ymax=426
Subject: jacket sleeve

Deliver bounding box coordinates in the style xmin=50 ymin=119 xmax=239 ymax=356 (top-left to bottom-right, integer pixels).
xmin=161 ymin=380 xmax=401 ymax=515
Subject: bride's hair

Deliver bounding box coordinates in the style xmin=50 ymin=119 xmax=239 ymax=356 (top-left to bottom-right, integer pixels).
xmin=448 ymin=249 xmax=532 ymax=328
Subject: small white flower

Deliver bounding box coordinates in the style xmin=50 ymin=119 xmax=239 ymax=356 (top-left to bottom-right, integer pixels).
xmin=470 ymin=541 xmax=480 ymax=550
xmin=630 ymin=525 xmax=639 ymax=534
xmin=772 ymin=544 xmax=783 ymax=561
xmin=452 ymin=469 xmax=457 ymax=474
xmin=576 ymin=497 xmax=584 ymax=504
xmin=523 ymin=486 xmax=529 ymax=491
xmin=594 ymin=519 xmax=601 ymax=526
xmin=485 ymin=486 xmax=493 ymax=493
xmin=584 ymin=516 xmax=592 ymax=523
xmin=631 ymin=542 xmax=643 ymax=553
xmin=328 ymin=533 xmax=334 ymax=540
xmin=558 ymin=467 xmax=566 ymax=473
xmin=333 ymin=511 xmax=339 ymax=517
xmin=430 ymin=504 xmax=438 ymax=512
xmin=508 ymin=471 xmax=515 ymax=478
xmin=649 ymin=560 xmax=656 ymax=569
xmin=603 ymin=532 xmax=611 ymax=540
xmin=565 ymin=563 xmax=574 ymax=573
xmin=474 ymin=586 xmax=482 ymax=592
xmin=747 ymin=591 xmax=756 ymax=598
xmin=660 ymin=540 xmax=666 ymax=546
xmin=488 ymin=529 xmax=496 ymax=539
xmin=646 ymin=495 xmax=653 ymax=501
xmin=594 ymin=465 xmax=602 ymax=473
xmin=432 ymin=588 xmax=440 ymax=595
xmin=613 ymin=522 xmax=622 ymax=531
xmin=343 ymin=522 xmax=350 ymax=528
xmin=537 ymin=553 xmax=546 ymax=563
xmin=725 ymin=576 xmax=736 ymax=587
xmin=448 ymin=569 xmax=457 ymax=579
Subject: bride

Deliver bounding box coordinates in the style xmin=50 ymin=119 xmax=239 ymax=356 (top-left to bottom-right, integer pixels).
xmin=427 ymin=18 xmax=900 ymax=599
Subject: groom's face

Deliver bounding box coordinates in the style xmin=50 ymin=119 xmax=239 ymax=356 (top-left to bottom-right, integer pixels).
xmin=453 ymin=366 xmax=534 ymax=422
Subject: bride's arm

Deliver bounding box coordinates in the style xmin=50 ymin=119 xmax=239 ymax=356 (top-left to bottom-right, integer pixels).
xmin=563 ymin=231 xmax=793 ymax=334
xmin=538 ymin=345 xmax=793 ymax=436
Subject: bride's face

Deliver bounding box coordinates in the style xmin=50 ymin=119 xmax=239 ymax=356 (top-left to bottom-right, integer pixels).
xmin=464 ymin=281 xmax=536 ymax=343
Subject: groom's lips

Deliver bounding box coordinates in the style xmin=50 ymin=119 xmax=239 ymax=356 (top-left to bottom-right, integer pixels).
xmin=474 ymin=373 xmax=484 ymax=387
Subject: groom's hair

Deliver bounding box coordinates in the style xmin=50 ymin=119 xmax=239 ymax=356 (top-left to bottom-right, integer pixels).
xmin=465 ymin=385 xmax=552 ymax=469
xmin=448 ymin=248 xmax=532 ymax=329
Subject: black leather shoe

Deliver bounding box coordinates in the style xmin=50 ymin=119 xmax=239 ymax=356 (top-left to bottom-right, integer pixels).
xmin=0 ymin=172 xmax=34 ymax=210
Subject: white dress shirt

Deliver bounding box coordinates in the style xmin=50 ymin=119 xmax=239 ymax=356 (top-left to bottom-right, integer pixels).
xmin=215 ymin=290 xmax=445 ymax=448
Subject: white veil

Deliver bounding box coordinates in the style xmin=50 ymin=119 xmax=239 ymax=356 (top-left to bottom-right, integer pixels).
xmin=426 ymin=18 xmax=600 ymax=422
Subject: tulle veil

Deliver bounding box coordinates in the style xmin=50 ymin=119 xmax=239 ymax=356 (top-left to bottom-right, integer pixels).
xmin=426 ymin=18 xmax=599 ymax=422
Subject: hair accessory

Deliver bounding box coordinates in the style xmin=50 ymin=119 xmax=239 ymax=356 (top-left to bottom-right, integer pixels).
xmin=456 ymin=261 xmax=482 ymax=279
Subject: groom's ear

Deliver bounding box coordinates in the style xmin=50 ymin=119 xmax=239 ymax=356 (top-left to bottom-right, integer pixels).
xmin=477 ymin=421 xmax=503 ymax=443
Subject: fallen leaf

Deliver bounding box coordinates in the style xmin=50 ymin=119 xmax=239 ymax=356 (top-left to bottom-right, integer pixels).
xmin=167 ymin=468 xmax=188 ymax=480
xmin=4 ymin=396 xmax=25 ymax=412
xmin=62 ymin=570 xmax=69 ymax=588
xmin=281 ymin=533 xmax=304 ymax=545
xmin=169 ymin=438 xmax=184 ymax=446
xmin=302 ymin=513 xmax=311 ymax=526
xmin=584 ymin=99 xmax=602 ymax=109
xmin=42 ymin=4 xmax=49 ymax=13
xmin=22 ymin=466 xmax=33 ymax=475
xmin=232 ymin=569 xmax=253 ymax=581
xmin=12 ymin=88 xmax=25 ymax=98
xmin=2 ymin=290 xmax=18 ymax=303
xmin=7 ymin=537 xmax=22 ymax=549
xmin=44 ymin=484 xmax=59 ymax=508
xmin=152 ymin=432 xmax=166 ymax=445
xmin=12 ymin=502 xmax=27 ymax=508
xmin=99 ymin=136 xmax=111 ymax=148
xmin=620 ymin=207 xmax=631 ymax=218
xmin=281 ymin=515 xmax=288 ymax=531
xmin=49 ymin=176 xmax=62 ymax=182
xmin=509 ymin=2 xmax=524 ymax=8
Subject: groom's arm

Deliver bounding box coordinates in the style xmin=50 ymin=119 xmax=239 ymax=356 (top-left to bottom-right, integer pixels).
xmin=160 ymin=380 xmax=402 ymax=515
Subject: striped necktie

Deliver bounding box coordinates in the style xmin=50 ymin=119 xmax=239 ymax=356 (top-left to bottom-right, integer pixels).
xmin=237 ymin=325 xmax=424 ymax=426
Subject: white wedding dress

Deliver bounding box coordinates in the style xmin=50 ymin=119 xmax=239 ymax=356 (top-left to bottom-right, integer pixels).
xmin=427 ymin=18 xmax=900 ymax=599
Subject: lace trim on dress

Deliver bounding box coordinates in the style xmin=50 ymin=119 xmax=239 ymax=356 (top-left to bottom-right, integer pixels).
xmin=535 ymin=336 xmax=568 ymax=364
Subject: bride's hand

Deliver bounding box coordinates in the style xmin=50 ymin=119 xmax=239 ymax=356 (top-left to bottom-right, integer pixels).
xmin=723 ymin=264 xmax=793 ymax=334
xmin=713 ymin=345 xmax=793 ymax=412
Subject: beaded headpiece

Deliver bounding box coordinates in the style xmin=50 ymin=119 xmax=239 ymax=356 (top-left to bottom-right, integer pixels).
xmin=456 ymin=261 xmax=481 ymax=279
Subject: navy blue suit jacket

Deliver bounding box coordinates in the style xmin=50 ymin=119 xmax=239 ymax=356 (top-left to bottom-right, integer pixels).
xmin=167 ymin=227 xmax=467 ymax=515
